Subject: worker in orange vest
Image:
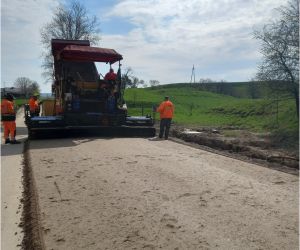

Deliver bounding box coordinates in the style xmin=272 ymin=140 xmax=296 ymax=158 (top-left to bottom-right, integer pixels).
xmin=156 ymin=96 xmax=174 ymax=140
xmin=1 ymin=93 xmax=20 ymax=144
xmin=104 ymin=68 xmax=117 ymax=86
xmin=29 ymin=93 xmax=41 ymax=117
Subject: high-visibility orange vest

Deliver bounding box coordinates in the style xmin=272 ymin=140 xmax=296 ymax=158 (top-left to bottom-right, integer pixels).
xmin=29 ymin=97 xmax=39 ymax=112
xmin=104 ymin=71 xmax=117 ymax=81
xmin=157 ymin=100 xmax=174 ymax=119
xmin=1 ymin=99 xmax=15 ymax=114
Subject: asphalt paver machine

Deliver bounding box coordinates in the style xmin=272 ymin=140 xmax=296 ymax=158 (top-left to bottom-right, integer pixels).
xmin=25 ymin=39 xmax=155 ymax=138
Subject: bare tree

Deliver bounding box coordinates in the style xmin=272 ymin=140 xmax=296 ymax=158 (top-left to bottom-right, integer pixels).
xmin=138 ymin=79 xmax=146 ymax=88
xmin=14 ymin=77 xmax=40 ymax=97
xmin=199 ymin=78 xmax=213 ymax=83
xmin=149 ymin=80 xmax=160 ymax=88
xmin=254 ymin=0 xmax=299 ymax=116
xmin=122 ymin=67 xmax=133 ymax=88
xmin=121 ymin=67 xmax=145 ymax=88
xmin=130 ymin=77 xmax=139 ymax=88
xmin=40 ymin=1 xmax=100 ymax=80
xmin=28 ymin=81 xmax=41 ymax=95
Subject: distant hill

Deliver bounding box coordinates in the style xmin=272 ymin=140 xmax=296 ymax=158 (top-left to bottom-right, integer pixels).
xmin=153 ymin=81 xmax=291 ymax=99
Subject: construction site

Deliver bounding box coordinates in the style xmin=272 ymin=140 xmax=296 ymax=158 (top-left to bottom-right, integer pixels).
xmin=1 ymin=38 xmax=299 ymax=250
xmin=1 ymin=108 xmax=298 ymax=250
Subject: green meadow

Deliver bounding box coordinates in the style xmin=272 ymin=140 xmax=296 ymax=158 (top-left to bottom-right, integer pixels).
xmin=14 ymin=99 xmax=28 ymax=107
xmin=124 ymin=84 xmax=298 ymax=134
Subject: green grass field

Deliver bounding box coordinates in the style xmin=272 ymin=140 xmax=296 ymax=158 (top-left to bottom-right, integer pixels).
xmin=124 ymin=85 xmax=298 ymax=133
xmin=14 ymin=99 xmax=27 ymax=107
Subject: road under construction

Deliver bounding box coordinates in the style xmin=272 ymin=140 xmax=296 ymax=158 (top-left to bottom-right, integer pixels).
xmin=2 ymin=111 xmax=298 ymax=249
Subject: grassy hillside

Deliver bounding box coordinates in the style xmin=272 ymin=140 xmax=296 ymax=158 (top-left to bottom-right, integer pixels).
xmin=157 ymin=81 xmax=288 ymax=99
xmin=124 ymin=85 xmax=298 ymax=133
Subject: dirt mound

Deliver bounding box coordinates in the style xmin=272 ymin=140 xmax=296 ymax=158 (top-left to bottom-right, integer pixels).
xmin=171 ymin=127 xmax=299 ymax=169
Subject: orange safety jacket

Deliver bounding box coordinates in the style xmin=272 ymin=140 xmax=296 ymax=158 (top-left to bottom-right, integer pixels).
xmin=1 ymin=99 xmax=15 ymax=115
xmin=104 ymin=72 xmax=117 ymax=81
xmin=157 ymin=100 xmax=174 ymax=119
xmin=29 ymin=97 xmax=39 ymax=112
xmin=1 ymin=99 xmax=16 ymax=121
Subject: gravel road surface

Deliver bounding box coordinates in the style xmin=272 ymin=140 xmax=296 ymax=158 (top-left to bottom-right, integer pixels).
xmin=28 ymin=136 xmax=298 ymax=249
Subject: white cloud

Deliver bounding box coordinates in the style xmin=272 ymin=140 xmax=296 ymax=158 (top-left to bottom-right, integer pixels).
xmin=1 ymin=0 xmax=288 ymax=92
xmin=1 ymin=0 xmax=59 ymax=91
xmin=101 ymin=0 xmax=286 ymax=83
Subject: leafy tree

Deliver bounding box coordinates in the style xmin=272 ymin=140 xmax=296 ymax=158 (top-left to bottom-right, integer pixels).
xmin=14 ymin=77 xmax=40 ymax=97
xmin=40 ymin=1 xmax=100 ymax=80
xmin=254 ymin=0 xmax=299 ymax=116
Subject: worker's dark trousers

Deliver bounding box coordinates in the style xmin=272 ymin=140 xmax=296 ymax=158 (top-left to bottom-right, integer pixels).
xmin=30 ymin=110 xmax=40 ymax=117
xmin=159 ymin=118 xmax=172 ymax=139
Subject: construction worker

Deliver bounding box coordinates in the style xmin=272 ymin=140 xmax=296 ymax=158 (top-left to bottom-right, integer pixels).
xmin=29 ymin=93 xmax=41 ymax=117
xmin=157 ymin=96 xmax=174 ymax=140
xmin=1 ymin=93 xmax=20 ymax=144
xmin=104 ymin=68 xmax=117 ymax=86
xmin=106 ymin=90 xmax=117 ymax=114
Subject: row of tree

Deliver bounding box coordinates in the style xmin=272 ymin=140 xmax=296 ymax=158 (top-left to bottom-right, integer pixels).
xmin=10 ymin=68 xmax=156 ymax=99
xmin=11 ymin=71 xmax=157 ymax=98
xmin=121 ymin=67 xmax=159 ymax=88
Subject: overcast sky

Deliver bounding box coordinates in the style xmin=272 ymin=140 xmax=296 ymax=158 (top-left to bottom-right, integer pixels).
xmin=1 ymin=0 xmax=286 ymax=93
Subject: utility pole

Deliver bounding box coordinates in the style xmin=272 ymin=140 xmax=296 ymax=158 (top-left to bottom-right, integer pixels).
xmin=190 ymin=65 xmax=195 ymax=86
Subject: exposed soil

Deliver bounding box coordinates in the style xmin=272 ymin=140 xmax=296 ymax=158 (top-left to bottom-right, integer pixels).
xmin=169 ymin=125 xmax=299 ymax=170
xmin=22 ymin=136 xmax=298 ymax=249
xmin=20 ymin=140 xmax=45 ymax=250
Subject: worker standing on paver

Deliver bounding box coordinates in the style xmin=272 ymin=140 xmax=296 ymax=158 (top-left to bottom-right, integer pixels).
xmin=104 ymin=68 xmax=117 ymax=86
xmin=157 ymin=96 xmax=174 ymax=140
xmin=1 ymin=93 xmax=20 ymax=144
xmin=29 ymin=93 xmax=41 ymax=117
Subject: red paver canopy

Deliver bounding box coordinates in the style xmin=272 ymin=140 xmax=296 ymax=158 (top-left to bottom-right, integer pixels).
xmin=57 ymin=45 xmax=123 ymax=64
xmin=52 ymin=39 xmax=90 ymax=55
